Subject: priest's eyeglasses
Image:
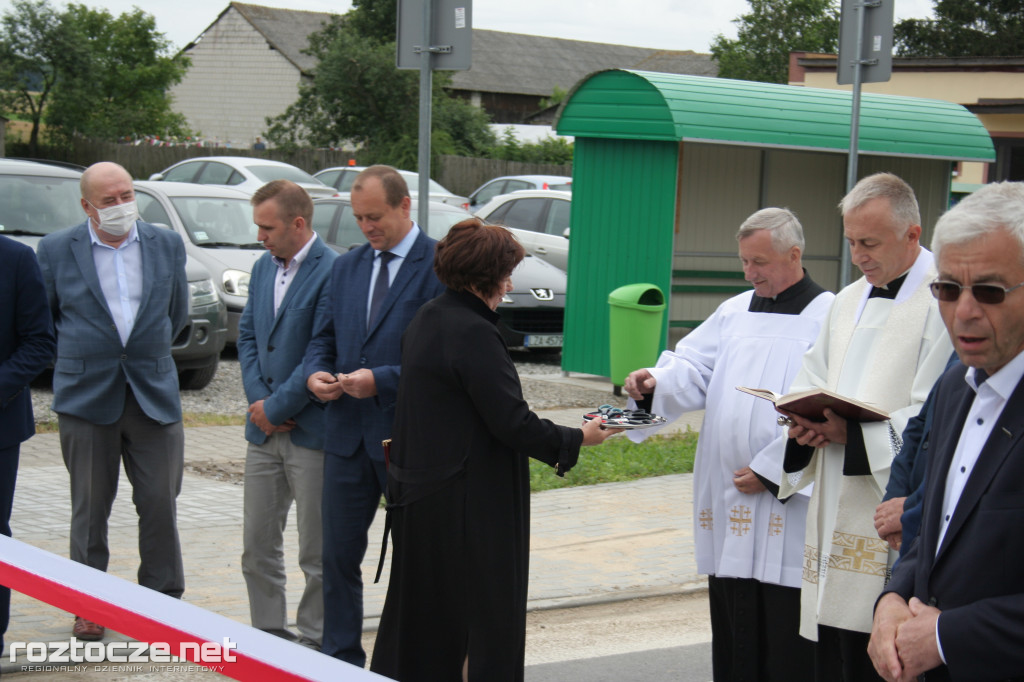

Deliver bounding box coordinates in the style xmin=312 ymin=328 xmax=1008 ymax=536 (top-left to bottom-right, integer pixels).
xmin=930 ymin=280 xmax=1024 ymax=305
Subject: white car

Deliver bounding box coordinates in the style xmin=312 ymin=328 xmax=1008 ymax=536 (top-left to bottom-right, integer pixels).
xmin=149 ymin=156 xmax=336 ymax=199
xmin=473 ymin=189 xmax=572 ymax=271
xmin=314 ymin=166 xmax=469 ymax=208
xmin=466 ymin=174 xmax=572 ymax=210
xmin=134 ymin=181 xmax=265 ymax=345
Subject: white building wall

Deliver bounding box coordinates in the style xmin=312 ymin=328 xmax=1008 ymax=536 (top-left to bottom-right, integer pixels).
xmin=170 ymin=7 xmax=303 ymax=148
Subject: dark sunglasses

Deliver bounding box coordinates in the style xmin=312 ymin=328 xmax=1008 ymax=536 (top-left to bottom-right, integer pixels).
xmin=930 ymin=280 xmax=1024 ymax=305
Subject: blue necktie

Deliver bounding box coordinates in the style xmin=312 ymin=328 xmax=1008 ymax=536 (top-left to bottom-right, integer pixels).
xmin=368 ymin=252 xmax=395 ymax=329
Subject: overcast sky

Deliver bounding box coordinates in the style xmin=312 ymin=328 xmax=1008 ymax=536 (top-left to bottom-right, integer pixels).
xmin=0 ymin=0 xmax=937 ymax=53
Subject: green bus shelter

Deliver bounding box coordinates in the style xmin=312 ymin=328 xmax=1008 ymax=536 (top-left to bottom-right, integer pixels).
xmin=553 ymin=69 xmax=995 ymax=380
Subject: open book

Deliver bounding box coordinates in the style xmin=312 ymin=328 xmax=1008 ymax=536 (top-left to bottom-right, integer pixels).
xmin=735 ymin=386 xmax=889 ymax=422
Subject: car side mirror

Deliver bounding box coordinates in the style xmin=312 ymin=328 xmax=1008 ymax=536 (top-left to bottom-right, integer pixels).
xmin=148 ymin=173 xmax=165 ymax=181
xmin=562 ymin=227 xmax=571 ymax=240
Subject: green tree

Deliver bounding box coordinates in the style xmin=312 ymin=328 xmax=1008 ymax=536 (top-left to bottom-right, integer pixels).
xmin=895 ymin=0 xmax=1024 ymax=57
xmin=711 ymin=0 xmax=840 ymax=84
xmin=266 ymin=6 xmax=495 ymax=168
xmin=490 ymin=128 xmax=574 ymax=165
xmin=0 ymin=0 xmax=69 ymax=154
xmin=346 ymin=0 xmax=396 ymax=42
xmin=45 ymin=4 xmax=190 ymax=143
xmin=0 ymin=0 xmax=189 ymax=151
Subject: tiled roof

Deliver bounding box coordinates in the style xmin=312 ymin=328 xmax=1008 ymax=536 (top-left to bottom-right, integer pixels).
xmin=209 ymin=3 xmax=717 ymax=94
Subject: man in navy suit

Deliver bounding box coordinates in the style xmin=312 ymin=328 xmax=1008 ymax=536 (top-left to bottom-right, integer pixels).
xmin=37 ymin=162 xmax=188 ymax=641
xmin=0 ymin=235 xmax=56 ymax=654
xmin=869 ymin=181 xmax=1024 ymax=682
xmin=304 ymin=165 xmax=444 ymax=665
xmin=239 ymin=180 xmax=337 ymax=649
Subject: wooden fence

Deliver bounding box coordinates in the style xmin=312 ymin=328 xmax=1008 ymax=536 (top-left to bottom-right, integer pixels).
xmin=5 ymin=139 xmax=360 ymax=180
xmin=4 ymin=140 xmax=573 ymax=196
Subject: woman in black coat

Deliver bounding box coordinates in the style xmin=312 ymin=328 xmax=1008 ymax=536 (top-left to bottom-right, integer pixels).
xmin=370 ymin=219 xmax=617 ymax=681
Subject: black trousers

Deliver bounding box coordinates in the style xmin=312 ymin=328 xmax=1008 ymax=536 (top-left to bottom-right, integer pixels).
xmin=709 ymin=575 xmax=814 ymax=681
xmin=815 ymin=624 xmax=884 ymax=682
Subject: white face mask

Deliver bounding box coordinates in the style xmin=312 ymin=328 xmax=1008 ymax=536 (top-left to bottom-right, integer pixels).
xmin=89 ymin=200 xmax=139 ymax=237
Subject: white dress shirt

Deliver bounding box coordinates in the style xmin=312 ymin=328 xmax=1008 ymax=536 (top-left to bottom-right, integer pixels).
xmin=89 ymin=221 xmax=142 ymax=346
xmin=271 ymin=232 xmax=317 ymax=317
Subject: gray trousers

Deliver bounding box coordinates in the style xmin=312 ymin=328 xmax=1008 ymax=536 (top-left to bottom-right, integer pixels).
xmin=58 ymin=390 xmax=185 ymax=598
xmin=241 ymin=433 xmax=324 ymax=648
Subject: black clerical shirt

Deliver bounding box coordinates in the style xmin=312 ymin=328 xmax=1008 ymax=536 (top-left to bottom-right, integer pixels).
xmin=868 ymin=272 xmax=908 ymax=300
xmin=748 ymin=270 xmax=827 ymax=315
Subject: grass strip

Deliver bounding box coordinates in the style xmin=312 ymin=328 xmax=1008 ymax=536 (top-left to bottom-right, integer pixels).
xmin=37 ymin=416 xmax=698 ymax=493
xmin=529 ymin=429 xmax=697 ymax=492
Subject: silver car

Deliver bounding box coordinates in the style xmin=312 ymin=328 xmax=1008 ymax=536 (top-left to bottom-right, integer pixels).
xmin=134 ymin=181 xmax=264 ymax=345
xmin=311 ymin=197 xmax=566 ymax=350
xmin=314 ymin=166 xmax=469 ymax=208
xmin=466 ymin=174 xmax=572 ymax=210
xmin=0 ymin=159 xmax=227 ymax=389
xmin=149 ymin=156 xmax=336 ymax=199
xmin=473 ymin=189 xmax=572 ymax=271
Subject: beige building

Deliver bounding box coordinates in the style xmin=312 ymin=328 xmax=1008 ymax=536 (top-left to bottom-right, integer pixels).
xmin=790 ymin=53 xmax=1024 ymax=186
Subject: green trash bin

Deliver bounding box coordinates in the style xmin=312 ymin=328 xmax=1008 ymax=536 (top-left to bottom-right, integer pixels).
xmin=608 ymin=283 xmax=666 ymax=387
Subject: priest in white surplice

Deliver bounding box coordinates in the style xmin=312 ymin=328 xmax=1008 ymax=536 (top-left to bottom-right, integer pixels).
xmin=625 ymin=208 xmax=833 ymax=681
xmin=775 ymin=173 xmax=953 ymax=681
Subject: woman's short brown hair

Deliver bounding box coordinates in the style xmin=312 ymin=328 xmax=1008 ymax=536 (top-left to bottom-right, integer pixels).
xmin=434 ymin=218 xmax=525 ymax=298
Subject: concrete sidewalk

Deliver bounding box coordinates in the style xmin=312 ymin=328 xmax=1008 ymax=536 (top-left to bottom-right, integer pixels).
xmin=3 ymin=372 xmax=703 ymax=674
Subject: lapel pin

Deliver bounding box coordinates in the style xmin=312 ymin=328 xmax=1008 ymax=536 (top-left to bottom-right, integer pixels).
xmin=1002 ymin=427 xmax=1013 ymax=438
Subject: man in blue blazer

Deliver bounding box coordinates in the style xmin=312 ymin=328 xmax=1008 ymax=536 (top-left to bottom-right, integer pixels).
xmin=36 ymin=162 xmax=188 ymax=641
xmin=238 ymin=180 xmax=337 ymax=649
xmin=869 ymin=181 xmax=1024 ymax=682
xmin=0 ymin=235 xmax=56 ymax=654
xmin=305 ymin=166 xmax=444 ymax=666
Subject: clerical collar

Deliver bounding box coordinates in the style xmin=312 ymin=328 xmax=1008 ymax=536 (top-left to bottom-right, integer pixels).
xmin=868 ymin=272 xmax=909 ymax=299
xmin=748 ymin=270 xmax=826 ymax=315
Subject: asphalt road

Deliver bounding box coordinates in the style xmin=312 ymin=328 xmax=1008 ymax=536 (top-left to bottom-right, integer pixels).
xmin=526 ymin=645 xmax=702 ymax=682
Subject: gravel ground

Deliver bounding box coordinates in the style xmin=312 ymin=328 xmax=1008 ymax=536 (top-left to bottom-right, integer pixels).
xmin=30 ymin=349 xmax=620 ymax=424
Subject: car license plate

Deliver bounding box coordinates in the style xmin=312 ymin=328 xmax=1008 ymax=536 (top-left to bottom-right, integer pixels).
xmin=526 ymin=334 xmax=563 ymax=348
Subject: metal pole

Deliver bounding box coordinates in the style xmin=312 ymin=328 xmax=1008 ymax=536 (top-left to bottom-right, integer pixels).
xmin=416 ymin=0 xmax=432 ymax=231
xmin=841 ymin=1 xmax=871 ymax=288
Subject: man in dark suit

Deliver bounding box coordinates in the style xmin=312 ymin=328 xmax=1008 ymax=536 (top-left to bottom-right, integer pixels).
xmin=37 ymin=162 xmax=188 ymax=641
xmin=0 ymin=235 xmax=56 ymax=654
xmin=239 ymin=180 xmax=337 ymax=649
xmin=304 ymin=165 xmax=445 ymax=666
xmin=868 ymin=181 xmax=1024 ymax=682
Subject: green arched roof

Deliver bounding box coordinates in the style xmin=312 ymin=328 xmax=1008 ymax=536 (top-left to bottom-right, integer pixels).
xmin=554 ymin=69 xmax=995 ymax=162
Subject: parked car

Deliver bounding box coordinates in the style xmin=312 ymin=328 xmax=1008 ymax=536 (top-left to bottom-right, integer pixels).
xmin=175 ymin=258 xmax=228 ymax=389
xmin=473 ymin=189 xmax=572 ymax=271
xmin=311 ymin=196 xmax=566 ymax=350
xmin=0 ymin=159 xmax=228 ymax=389
xmin=466 ymin=174 xmax=572 ymax=210
xmin=134 ymin=181 xmax=264 ymax=346
xmin=314 ymin=166 xmax=469 ymax=208
xmin=149 ymin=156 xmax=336 ymax=199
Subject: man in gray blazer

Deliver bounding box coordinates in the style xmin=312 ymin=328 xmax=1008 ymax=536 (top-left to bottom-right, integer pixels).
xmin=238 ymin=180 xmax=336 ymax=649
xmin=37 ymin=162 xmax=188 ymax=642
